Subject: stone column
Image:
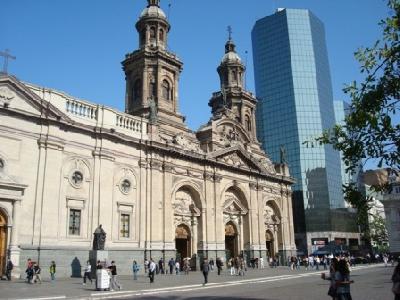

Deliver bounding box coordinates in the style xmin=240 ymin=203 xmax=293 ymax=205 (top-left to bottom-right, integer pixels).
xmin=192 ymin=217 xmax=198 ymax=256
xmin=238 ymin=215 xmax=243 ymax=254
xmin=9 ymin=200 xmax=21 ymax=278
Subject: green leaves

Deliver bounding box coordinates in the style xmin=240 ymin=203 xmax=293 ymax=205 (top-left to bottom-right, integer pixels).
xmin=316 ymin=1 xmax=400 ymax=232
xmin=323 ymin=0 xmax=400 ymax=176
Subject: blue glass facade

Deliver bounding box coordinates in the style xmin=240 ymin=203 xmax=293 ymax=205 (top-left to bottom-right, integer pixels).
xmin=252 ymin=9 xmax=357 ymax=251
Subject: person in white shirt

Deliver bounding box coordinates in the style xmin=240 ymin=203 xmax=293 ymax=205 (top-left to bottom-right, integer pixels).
xmin=83 ymin=261 xmax=92 ymax=285
xmin=175 ymin=261 xmax=180 ymax=275
xmin=149 ymin=258 xmax=156 ymax=283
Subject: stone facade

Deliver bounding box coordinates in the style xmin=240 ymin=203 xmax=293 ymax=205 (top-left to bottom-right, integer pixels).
xmin=0 ymin=0 xmax=296 ymax=278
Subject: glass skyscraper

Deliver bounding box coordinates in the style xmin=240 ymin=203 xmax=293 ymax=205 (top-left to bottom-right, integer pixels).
xmin=252 ymin=8 xmax=358 ymax=254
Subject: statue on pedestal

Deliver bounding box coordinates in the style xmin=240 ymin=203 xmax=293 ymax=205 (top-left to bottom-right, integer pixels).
xmin=92 ymin=225 xmax=106 ymax=250
xmin=280 ymin=145 xmax=287 ymax=164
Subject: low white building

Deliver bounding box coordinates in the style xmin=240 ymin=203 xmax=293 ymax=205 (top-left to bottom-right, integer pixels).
xmin=364 ymin=169 xmax=400 ymax=254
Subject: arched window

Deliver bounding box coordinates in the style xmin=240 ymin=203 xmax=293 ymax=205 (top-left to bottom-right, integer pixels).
xmin=150 ymin=27 xmax=156 ymax=39
xmin=245 ymin=115 xmax=251 ymax=131
xmin=159 ymin=28 xmax=164 ymax=42
xmin=232 ymin=70 xmax=237 ymax=84
xmin=162 ymin=80 xmax=171 ymax=101
xmin=133 ymin=79 xmax=142 ymax=102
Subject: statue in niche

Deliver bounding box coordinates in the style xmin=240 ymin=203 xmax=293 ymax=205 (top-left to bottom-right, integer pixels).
xmin=148 ymin=97 xmax=158 ymax=124
xmin=92 ymin=225 xmax=106 ymax=250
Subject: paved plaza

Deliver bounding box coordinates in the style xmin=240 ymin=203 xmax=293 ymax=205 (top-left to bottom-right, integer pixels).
xmin=0 ymin=263 xmax=393 ymax=300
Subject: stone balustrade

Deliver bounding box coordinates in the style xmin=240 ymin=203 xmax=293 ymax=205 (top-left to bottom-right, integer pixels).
xmin=66 ymin=99 xmax=97 ymax=120
xmin=27 ymin=83 xmax=148 ymax=139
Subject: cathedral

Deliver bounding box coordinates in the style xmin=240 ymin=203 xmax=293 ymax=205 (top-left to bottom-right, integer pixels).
xmin=0 ymin=0 xmax=296 ymax=277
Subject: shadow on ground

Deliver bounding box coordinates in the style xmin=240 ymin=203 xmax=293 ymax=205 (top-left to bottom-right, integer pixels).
xmin=125 ymin=296 xmax=276 ymax=300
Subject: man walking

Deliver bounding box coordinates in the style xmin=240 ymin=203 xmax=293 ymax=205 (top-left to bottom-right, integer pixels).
xmin=83 ymin=261 xmax=92 ymax=285
xmin=201 ymin=258 xmax=210 ymax=285
xmin=108 ymin=261 xmax=121 ymax=291
xmin=168 ymin=258 xmax=175 ymax=275
xmin=6 ymin=259 xmax=13 ymax=281
xmin=216 ymin=257 xmax=223 ymax=276
xmin=149 ymin=258 xmax=156 ymax=283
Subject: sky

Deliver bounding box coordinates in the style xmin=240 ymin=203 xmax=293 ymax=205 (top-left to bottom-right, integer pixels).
xmin=1 ymin=0 xmax=390 ymax=132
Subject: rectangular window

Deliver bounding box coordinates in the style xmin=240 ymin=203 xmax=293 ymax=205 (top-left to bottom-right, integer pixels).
xmin=120 ymin=214 xmax=130 ymax=238
xmin=69 ymin=209 xmax=81 ymax=235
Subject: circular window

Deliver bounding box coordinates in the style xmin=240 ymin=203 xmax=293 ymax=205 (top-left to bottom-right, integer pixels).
xmin=121 ymin=179 xmax=131 ymax=194
xmin=71 ymin=171 xmax=83 ymax=186
xmin=0 ymin=159 xmax=4 ymax=171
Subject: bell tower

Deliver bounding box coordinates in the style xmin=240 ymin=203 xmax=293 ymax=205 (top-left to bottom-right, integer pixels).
xmin=122 ymin=0 xmax=185 ymax=127
xmin=208 ymin=31 xmax=258 ymax=141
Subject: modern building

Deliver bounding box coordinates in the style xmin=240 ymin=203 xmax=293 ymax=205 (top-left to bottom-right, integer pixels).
xmin=0 ymin=0 xmax=296 ymax=278
xmin=252 ymin=8 xmax=359 ymax=254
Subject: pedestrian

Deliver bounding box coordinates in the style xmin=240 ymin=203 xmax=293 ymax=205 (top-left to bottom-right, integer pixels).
xmin=322 ymin=257 xmax=338 ymax=300
xmin=209 ymin=258 xmax=214 ymax=271
xmin=335 ymin=259 xmax=354 ymax=300
xmin=238 ymin=258 xmax=246 ymax=276
xmin=49 ymin=261 xmax=56 ymax=282
xmin=183 ymin=259 xmax=190 ymax=275
xmin=216 ymin=257 xmax=223 ymax=276
xmin=158 ymin=258 xmax=164 ymax=274
xmin=33 ymin=263 xmax=42 ymax=284
xmin=175 ymin=260 xmax=180 ymax=275
xmin=316 ymin=256 xmax=321 ymax=270
xmin=168 ymin=258 xmax=175 ymax=275
xmin=144 ymin=258 xmax=149 ymax=274
xmin=6 ymin=258 xmax=13 ymax=281
xmin=132 ymin=260 xmax=139 ymax=280
xmin=201 ymin=258 xmax=210 ymax=285
xmin=384 ymin=254 xmax=389 ymax=267
xmin=108 ymin=261 xmax=121 ymax=291
xmin=229 ymin=258 xmax=235 ymax=275
xmin=392 ymin=262 xmax=400 ymax=300
xmin=25 ymin=263 xmax=34 ymax=284
xmin=83 ymin=260 xmax=93 ymax=285
xmin=149 ymin=258 xmax=156 ymax=283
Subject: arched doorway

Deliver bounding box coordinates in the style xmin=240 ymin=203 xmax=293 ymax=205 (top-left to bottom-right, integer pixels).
xmin=0 ymin=209 xmax=8 ymax=277
xmin=175 ymin=224 xmax=191 ymax=263
xmin=265 ymin=230 xmax=274 ymax=258
xmin=225 ymin=222 xmax=238 ymax=261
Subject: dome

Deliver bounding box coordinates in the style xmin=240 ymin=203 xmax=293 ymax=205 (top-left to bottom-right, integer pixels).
xmin=140 ymin=5 xmax=167 ymax=19
xmin=221 ymin=51 xmax=242 ymax=64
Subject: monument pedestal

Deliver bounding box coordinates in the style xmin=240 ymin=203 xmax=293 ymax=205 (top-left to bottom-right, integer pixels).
xmin=89 ymin=250 xmax=108 ymax=277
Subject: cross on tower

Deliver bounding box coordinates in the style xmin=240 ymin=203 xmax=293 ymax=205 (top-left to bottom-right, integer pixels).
xmin=227 ymin=26 xmax=232 ymax=40
xmin=0 ymin=49 xmax=16 ymax=74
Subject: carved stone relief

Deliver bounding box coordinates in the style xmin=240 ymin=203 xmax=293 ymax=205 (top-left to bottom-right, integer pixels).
xmin=173 ymin=189 xmax=200 ymax=217
xmin=0 ymin=86 xmax=16 ymax=107
xmin=172 ymin=133 xmax=202 ymax=152
xmin=264 ymin=203 xmax=281 ymax=231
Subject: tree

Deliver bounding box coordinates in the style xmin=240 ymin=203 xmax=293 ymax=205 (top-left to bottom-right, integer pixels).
xmin=369 ymin=214 xmax=389 ymax=250
xmin=315 ymin=1 xmax=400 ymax=236
xmin=317 ymin=0 xmax=399 ymax=206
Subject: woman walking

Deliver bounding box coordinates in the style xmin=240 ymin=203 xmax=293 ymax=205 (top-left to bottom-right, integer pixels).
xmin=132 ymin=260 xmax=139 ymax=280
xmin=322 ymin=257 xmax=338 ymax=300
xmin=335 ymin=259 xmax=354 ymax=300
xmin=49 ymin=261 xmax=56 ymax=282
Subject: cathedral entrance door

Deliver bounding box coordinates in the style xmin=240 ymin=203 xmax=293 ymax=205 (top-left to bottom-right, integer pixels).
xmin=225 ymin=222 xmax=238 ymax=261
xmin=175 ymin=225 xmax=191 ymax=264
xmin=265 ymin=230 xmax=274 ymax=258
xmin=0 ymin=209 xmax=8 ymax=277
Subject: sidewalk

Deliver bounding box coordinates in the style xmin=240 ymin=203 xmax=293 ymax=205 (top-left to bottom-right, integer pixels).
xmin=0 ymin=264 xmax=383 ymax=300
